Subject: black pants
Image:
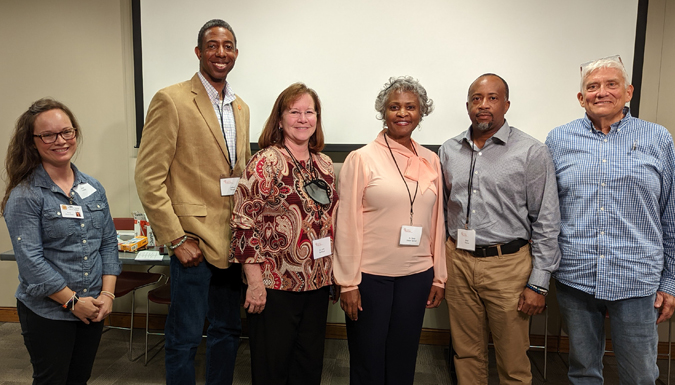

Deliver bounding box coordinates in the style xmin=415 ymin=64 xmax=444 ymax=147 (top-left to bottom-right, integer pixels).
xmin=247 ymin=286 xmax=330 ymax=385
xmin=346 ymin=268 xmax=434 ymax=385
xmin=17 ymin=299 xmax=104 ymax=385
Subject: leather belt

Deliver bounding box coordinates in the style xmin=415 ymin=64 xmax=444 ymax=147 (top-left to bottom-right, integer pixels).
xmin=471 ymin=238 xmax=529 ymax=258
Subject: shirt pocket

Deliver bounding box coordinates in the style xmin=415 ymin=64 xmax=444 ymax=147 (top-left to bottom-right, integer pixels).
xmin=42 ymin=210 xmax=76 ymax=239
xmin=86 ymin=201 xmax=107 ymax=229
xmin=629 ymin=152 xmax=661 ymax=189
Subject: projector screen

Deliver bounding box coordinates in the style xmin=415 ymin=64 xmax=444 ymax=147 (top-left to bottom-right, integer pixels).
xmin=137 ymin=0 xmax=640 ymax=147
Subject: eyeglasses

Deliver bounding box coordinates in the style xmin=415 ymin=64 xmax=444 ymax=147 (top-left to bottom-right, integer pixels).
xmin=33 ymin=128 xmax=77 ymax=144
xmin=580 ymin=55 xmax=623 ymax=72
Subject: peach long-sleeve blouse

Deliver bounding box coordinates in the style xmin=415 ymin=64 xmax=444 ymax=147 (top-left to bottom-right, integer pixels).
xmin=334 ymin=131 xmax=447 ymax=293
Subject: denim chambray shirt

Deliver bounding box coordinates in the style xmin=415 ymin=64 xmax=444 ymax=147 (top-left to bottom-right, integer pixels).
xmin=4 ymin=163 xmax=121 ymax=321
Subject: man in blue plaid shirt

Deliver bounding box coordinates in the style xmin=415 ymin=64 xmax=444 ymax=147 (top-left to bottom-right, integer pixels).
xmin=546 ymin=56 xmax=675 ymax=384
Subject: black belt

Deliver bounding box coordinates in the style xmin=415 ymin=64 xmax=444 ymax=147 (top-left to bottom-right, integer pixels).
xmin=471 ymin=238 xmax=529 ymax=258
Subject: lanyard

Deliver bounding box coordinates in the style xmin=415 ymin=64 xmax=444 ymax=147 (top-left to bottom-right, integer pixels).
xmin=283 ymin=144 xmax=317 ymax=183
xmin=383 ymin=133 xmax=419 ymax=226
xmin=465 ymin=141 xmax=478 ymax=229
xmin=216 ymin=99 xmax=234 ymax=171
xmin=282 ymin=145 xmax=329 ymax=225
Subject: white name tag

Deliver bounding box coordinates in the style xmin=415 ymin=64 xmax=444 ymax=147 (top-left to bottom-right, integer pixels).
xmin=399 ymin=225 xmax=422 ymax=246
xmin=220 ymin=177 xmax=240 ymax=196
xmin=456 ymin=229 xmax=476 ymax=251
xmin=313 ymin=237 xmax=332 ymax=259
xmin=61 ymin=204 xmax=84 ymax=219
xmin=72 ymin=183 xmax=96 ymax=199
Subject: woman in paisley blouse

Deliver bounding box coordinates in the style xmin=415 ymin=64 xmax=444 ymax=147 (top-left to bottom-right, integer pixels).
xmin=230 ymin=83 xmax=338 ymax=385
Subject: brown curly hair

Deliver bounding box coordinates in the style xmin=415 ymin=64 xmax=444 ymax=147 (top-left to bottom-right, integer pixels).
xmin=1 ymin=98 xmax=81 ymax=215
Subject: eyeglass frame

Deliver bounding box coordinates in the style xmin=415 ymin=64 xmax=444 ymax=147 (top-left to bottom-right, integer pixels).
xmin=580 ymin=55 xmax=623 ymax=73
xmin=33 ymin=127 xmax=78 ymax=144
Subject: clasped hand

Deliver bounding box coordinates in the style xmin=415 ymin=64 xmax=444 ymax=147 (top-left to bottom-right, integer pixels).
xmin=71 ymin=296 xmax=108 ymax=324
xmin=70 ymin=293 xmax=114 ymax=324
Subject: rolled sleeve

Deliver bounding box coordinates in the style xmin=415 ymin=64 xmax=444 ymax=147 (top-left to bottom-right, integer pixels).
xmin=5 ymin=190 xmax=68 ymax=298
xmin=97 ymin=184 xmax=121 ymax=276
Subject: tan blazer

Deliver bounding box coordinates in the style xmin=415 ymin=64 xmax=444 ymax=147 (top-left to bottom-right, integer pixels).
xmin=135 ymin=74 xmax=251 ymax=268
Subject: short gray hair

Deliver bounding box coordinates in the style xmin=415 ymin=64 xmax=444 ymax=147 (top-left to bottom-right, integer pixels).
xmin=580 ymin=56 xmax=630 ymax=94
xmin=375 ymin=76 xmax=434 ymax=122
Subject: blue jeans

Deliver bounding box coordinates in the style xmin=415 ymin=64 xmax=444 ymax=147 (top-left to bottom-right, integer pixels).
xmin=165 ymin=256 xmax=242 ymax=385
xmin=556 ymin=281 xmax=659 ymax=385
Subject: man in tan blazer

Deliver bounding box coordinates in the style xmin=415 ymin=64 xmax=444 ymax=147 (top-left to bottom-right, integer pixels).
xmin=135 ymin=19 xmax=250 ymax=385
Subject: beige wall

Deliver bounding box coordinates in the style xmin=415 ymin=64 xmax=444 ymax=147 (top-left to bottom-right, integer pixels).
xmin=638 ymin=0 xmax=675 ymax=341
xmin=641 ymin=0 xmax=675 ymax=133
xmin=0 ymin=0 xmax=142 ymax=308
xmin=0 ymin=0 xmax=673 ymax=332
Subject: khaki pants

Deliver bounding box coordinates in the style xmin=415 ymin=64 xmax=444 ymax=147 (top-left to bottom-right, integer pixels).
xmin=445 ymin=238 xmax=532 ymax=385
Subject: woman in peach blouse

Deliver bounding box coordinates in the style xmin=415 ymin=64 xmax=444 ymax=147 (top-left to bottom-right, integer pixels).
xmin=334 ymin=76 xmax=447 ymax=384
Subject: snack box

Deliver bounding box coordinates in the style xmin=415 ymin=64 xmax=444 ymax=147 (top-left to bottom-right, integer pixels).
xmin=119 ymin=236 xmax=148 ymax=252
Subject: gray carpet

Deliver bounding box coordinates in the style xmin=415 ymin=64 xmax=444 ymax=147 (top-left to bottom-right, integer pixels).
xmin=0 ymin=322 xmax=671 ymax=384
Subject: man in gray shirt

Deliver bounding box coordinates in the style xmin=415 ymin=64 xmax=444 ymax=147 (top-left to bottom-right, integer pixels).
xmin=439 ymin=73 xmax=560 ymax=384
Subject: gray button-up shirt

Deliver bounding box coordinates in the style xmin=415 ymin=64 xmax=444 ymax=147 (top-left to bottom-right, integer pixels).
xmin=438 ymin=121 xmax=561 ymax=288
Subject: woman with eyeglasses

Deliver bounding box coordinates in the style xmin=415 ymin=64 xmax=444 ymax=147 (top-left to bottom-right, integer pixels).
xmin=2 ymin=98 xmax=120 ymax=384
xmin=334 ymin=76 xmax=447 ymax=384
xmin=230 ymin=83 xmax=338 ymax=384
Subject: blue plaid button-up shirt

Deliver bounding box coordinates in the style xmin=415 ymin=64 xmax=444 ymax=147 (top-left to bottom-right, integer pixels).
xmin=546 ymin=108 xmax=675 ymax=300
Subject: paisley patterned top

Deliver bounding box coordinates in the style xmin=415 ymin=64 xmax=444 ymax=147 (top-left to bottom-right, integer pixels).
xmin=230 ymin=146 xmax=338 ymax=292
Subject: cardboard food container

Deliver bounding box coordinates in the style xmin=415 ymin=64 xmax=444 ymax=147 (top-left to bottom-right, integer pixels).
xmin=119 ymin=236 xmax=148 ymax=252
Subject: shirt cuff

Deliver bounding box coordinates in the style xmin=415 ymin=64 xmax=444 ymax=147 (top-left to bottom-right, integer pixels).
xmin=658 ymin=276 xmax=675 ymax=297
xmin=102 ymin=261 xmax=122 ymax=276
xmin=27 ymin=280 xmax=67 ymax=299
xmin=340 ymin=285 xmax=358 ymax=293
xmin=528 ymin=269 xmax=551 ymax=290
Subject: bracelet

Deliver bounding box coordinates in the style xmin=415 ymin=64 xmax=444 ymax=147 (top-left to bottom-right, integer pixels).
xmin=100 ymin=290 xmax=115 ymax=300
xmin=526 ymin=283 xmax=548 ymax=296
xmin=168 ymin=235 xmax=188 ymax=250
xmin=62 ymin=292 xmax=80 ymax=311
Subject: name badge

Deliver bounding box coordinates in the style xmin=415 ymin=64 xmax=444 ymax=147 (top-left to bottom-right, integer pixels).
xmin=220 ymin=177 xmax=240 ymax=196
xmin=313 ymin=237 xmax=332 ymax=259
xmin=61 ymin=204 xmax=84 ymax=219
xmin=399 ymin=225 xmax=422 ymax=246
xmin=456 ymin=228 xmax=476 ymax=251
xmin=72 ymin=183 xmax=96 ymax=199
